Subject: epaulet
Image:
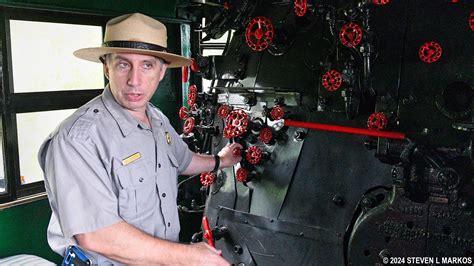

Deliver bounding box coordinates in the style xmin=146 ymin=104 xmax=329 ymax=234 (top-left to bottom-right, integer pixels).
xmin=67 ymin=107 xmax=102 ymax=140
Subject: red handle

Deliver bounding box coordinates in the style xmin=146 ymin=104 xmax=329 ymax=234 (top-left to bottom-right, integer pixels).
xmin=202 ymin=216 xmax=215 ymax=247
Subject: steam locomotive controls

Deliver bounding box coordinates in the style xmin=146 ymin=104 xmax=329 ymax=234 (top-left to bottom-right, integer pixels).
xmin=367 ymin=112 xmax=388 ymax=131
xmin=294 ymin=0 xmax=308 ymax=17
xmin=177 ymin=1 xmax=474 ymax=264
xmin=418 ymin=41 xmax=443 ymax=63
xmin=245 ymin=16 xmax=275 ymax=52
xmin=322 ymin=70 xmax=343 ymax=92
xmin=339 ymin=22 xmax=363 ymax=48
xmin=200 ymin=172 xmax=216 ymax=186
xmin=223 ymin=109 xmax=249 ymax=138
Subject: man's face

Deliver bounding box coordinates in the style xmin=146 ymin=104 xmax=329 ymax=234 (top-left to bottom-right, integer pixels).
xmin=104 ymin=53 xmax=168 ymax=114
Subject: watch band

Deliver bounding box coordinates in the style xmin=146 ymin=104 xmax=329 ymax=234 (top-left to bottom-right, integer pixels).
xmin=213 ymin=155 xmax=220 ymax=172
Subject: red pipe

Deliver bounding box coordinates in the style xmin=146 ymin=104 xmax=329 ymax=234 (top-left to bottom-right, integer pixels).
xmin=284 ymin=119 xmax=406 ymax=140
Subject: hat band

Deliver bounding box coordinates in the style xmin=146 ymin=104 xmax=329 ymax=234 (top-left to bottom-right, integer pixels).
xmin=103 ymin=41 xmax=169 ymax=53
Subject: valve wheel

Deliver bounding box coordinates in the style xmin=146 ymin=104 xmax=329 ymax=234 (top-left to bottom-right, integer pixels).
xmin=183 ymin=117 xmax=195 ymax=135
xmin=179 ymin=106 xmax=189 ymax=120
xmin=246 ymin=146 xmax=263 ymax=165
xmin=245 ymin=16 xmax=275 ymax=52
xmin=217 ymin=104 xmax=231 ymax=119
xmin=419 ymin=41 xmax=442 ymax=63
xmin=294 ymin=0 xmax=308 ymax=17
xmin=322 ymin=70 xmax=343 ymax=91
xmin=373 ymin=0 xmax=390 ymax=5
xmin=223 ymin=109 xmax=249 ymax=138
xmin=339 ymin=22 xmax=362 ymax=48
xmin=270 ymin=105 xmax=285 ymax=120
xmin=190 ymin=58 xmax=200 ymax=73
xmin=200 ymin=172 xmax=216 ymax=186
xmin=367 ymin=112 xmax=388 ymax=130
xmin=187 ymin=84 xmax=198 ymax=107
xmin=236 ymin=168 xmax=249 ymax=183
xmin=259 ymin=127 xmax=273 ymax=144
xmin=470 ymin=11 xmax=474 ymax=31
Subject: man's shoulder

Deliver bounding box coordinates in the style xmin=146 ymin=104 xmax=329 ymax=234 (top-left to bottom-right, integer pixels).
xmin=148 ymin=102 xmax=170 ymax=122
xmin=57 ymin=98 xmax=106 ymax=140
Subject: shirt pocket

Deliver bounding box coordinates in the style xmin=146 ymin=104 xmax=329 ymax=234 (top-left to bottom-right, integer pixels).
xmin=116 ymin=158 xmax=157 ymax=233
xmin=167 ymin=152 xmax=179 ymax=197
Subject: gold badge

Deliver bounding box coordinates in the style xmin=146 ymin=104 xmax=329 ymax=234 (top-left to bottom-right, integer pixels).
xmin=165 ymin=131 xmax=171 ymax=145
xmin=122 ymin=152 xmax=141 ymax=166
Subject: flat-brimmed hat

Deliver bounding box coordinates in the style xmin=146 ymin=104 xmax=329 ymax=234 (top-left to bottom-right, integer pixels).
xmin=74 ymin=13 xmax=191 ymax=68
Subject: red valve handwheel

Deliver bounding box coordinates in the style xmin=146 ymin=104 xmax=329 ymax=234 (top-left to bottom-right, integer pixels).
xmin=223 ymin=109 xmax=249 ymax=138
xmin=236 ymin=168 xmax=249 ymax=183
xmin=373 ymin=0 xmax=390 ymax=5
xmin=187 ymin=84 xmax=198 ymax=107
xmin=217 ymin=104 xmax=231 ymax=119
xmin=179 ymin=106 xmax=189 ymax=120
xmin=367 ymin=112 xmax=388 ymax=130
xmin=190 ymin=58 xmax=200 ymax=73
xmin=470 ymin=11 xmax=474 ymax=31
xmin=202 ymin=216 xmax=215 ymax=247
xmin=419 ymin=41 xmax=442 ymax=63
xmin=259 ymin=127 xmax=273 ymax=144
xmin=245 ymin=16 xmax=275 ymax=52
xmin=270 ymin=105 xmax=285 ymax=120
xmin=200 ymin=172 xmax=216 ymax=186
xmin=182 ymin=66 xmax=189 ymax=83
xmin=233 ymin=147 xmax=242 ymax=157
xmin=246 ymin=146 xmax=263 ymax=165
xmin=183 ymin=117 xmax=195 ymax=135
xmin=339 ymin=22 xmax=363 ymax=48
xmin=322 ymin=70 xmax=343 ymax=91
xmin=294 ymin=0 xmax=308 ymax=17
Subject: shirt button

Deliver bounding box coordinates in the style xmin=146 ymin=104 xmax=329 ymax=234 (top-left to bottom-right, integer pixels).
xmin=158 ymin=163 xmax=161 ymax=168
xmin=167 ymin=222 xmax=171 ymax=227
xmin=93 ymin=109 xmax=99 ymax=113
xmin=162 ymin=193 xmax=166 ymax=197
xmin=139 ymin=177 xmax=144 ymax=182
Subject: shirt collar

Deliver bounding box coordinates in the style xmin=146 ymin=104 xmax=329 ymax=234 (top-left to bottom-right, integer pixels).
xmin=102 ymin=85 xmax=140 ymax=137
xmin=101 ymin=85 xmax=164 ymax=137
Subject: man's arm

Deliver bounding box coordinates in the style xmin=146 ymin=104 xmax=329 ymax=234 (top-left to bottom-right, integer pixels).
xmin=181 ymin=143 xmax=242 ymax=175
xmin=75 ymin=221 xmax=228 ymax=265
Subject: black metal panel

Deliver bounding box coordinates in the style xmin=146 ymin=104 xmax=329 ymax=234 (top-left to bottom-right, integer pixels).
xmin=215 ymin=206 xmax=344 ymax=265
xmin=249 ymin=126 xmax=307 ymax=218
xmin=278 ymin=120 xmax=392 ymax=233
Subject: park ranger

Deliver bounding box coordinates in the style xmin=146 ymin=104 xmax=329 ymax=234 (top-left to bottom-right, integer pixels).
xmin=38 ymin=13 xmax=240 ymax=265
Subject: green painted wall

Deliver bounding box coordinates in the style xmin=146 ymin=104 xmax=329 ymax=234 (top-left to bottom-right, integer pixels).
xmin=0 ymin=0 xmax=177 ymax=18
xmin=0 ymin=199 xmax=62 ymax=263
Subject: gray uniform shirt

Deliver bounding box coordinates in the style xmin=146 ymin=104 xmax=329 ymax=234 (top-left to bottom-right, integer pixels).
xmin=38 ymin=86 xmax=193 ymax=264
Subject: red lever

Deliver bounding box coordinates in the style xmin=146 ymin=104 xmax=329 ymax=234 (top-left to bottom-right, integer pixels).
xmin=284 ymin=119 xmax=406 ymax=140
xmin=202 ymin=216 xmax=215 ymax=248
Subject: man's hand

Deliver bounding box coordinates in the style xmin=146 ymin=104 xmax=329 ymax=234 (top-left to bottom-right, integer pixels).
xmin=218 ymin=142 xmax=243 ymax=168
xmin=188 ymin=242 xmax=230 ymax=265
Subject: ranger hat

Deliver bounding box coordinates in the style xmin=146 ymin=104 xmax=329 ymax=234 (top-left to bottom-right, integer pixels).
xmin=74 ymin=13 xmax=191 ymax=68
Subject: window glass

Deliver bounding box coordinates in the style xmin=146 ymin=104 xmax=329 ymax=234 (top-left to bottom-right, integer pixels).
xmin=17 ymin=109 xmax=75 ymax=185
xmin=10 ymin=20 xmax=104 ymax=92
xmin=201 ymin=49 xmax=224 ymax=92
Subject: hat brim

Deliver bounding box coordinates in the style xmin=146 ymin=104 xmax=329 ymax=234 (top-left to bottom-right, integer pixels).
xmin=74 ymin=47 xmax=192 ymax=68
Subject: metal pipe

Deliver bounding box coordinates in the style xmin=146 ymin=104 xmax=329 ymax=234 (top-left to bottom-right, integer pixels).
xmin=284 ymin=119 xmax=406 ymax=140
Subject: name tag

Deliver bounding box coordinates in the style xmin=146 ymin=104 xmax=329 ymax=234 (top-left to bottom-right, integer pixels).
xmin=165 ymin=132 xmax=171 ymax=145
xmin=122 ymin=152 xmax=141 ymax=166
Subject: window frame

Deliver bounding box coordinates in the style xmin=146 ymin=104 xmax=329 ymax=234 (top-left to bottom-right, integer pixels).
xmin=0 ymin=7 xmax=108 ymax=203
